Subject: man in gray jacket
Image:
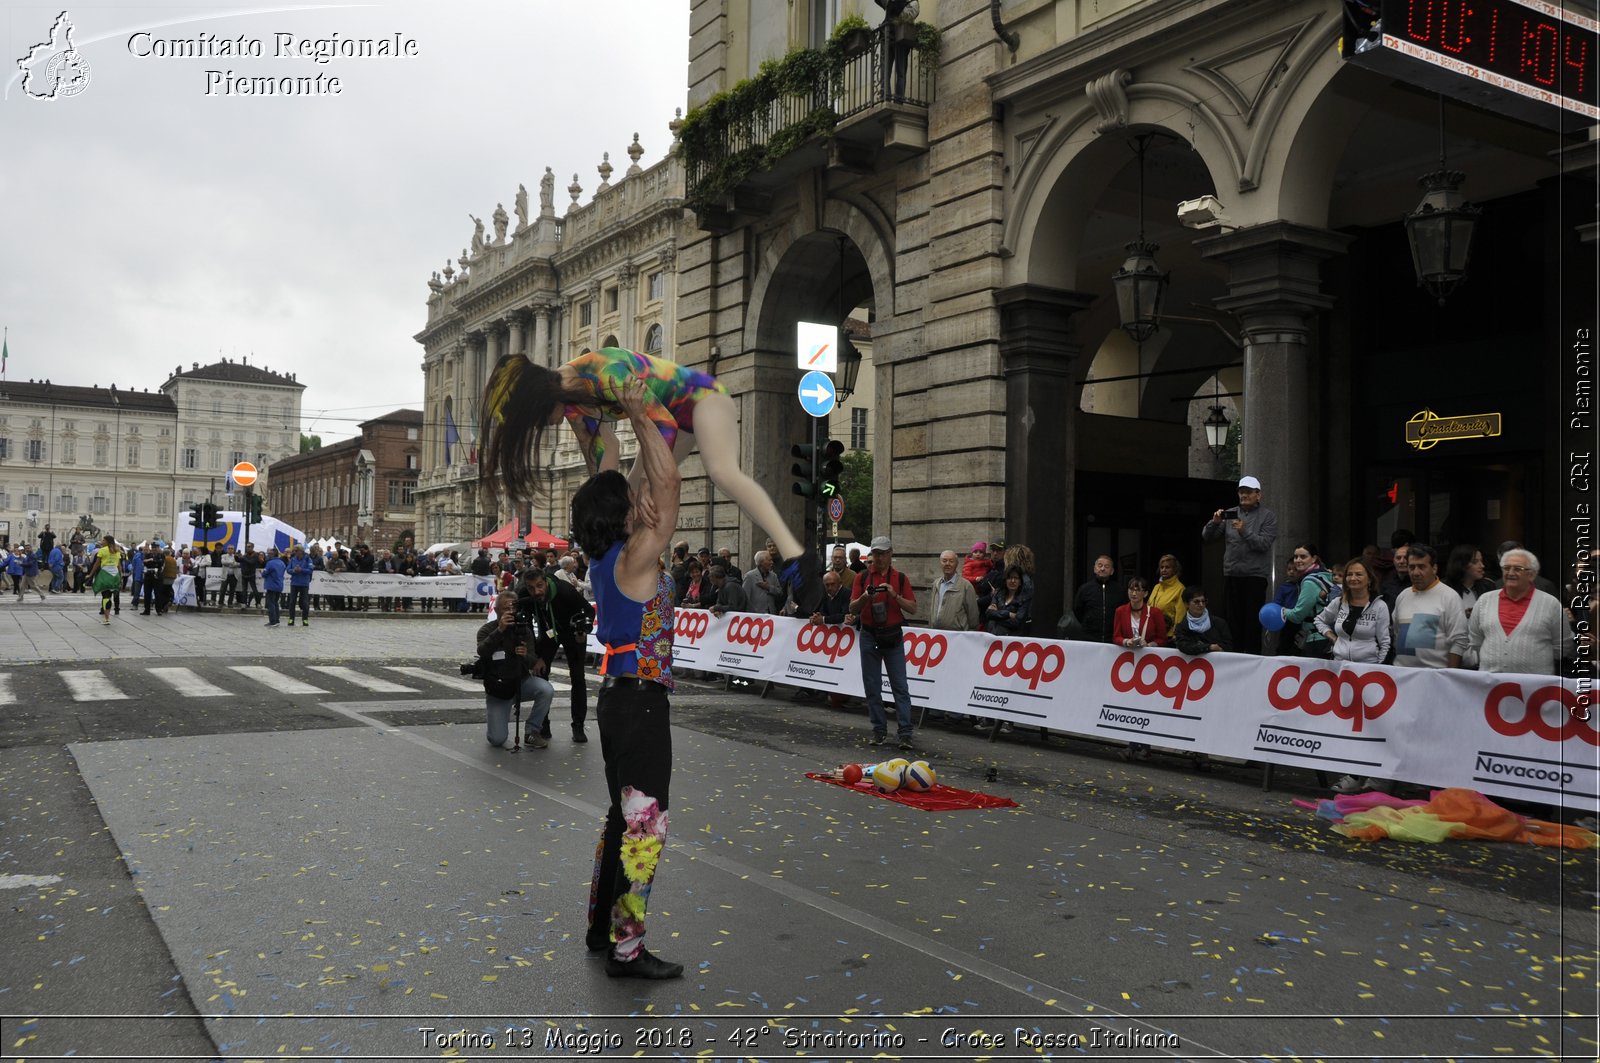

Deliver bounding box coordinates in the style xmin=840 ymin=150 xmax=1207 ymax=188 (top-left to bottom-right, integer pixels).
xmin=1202 ymin=475 xmax=1278 ymax=654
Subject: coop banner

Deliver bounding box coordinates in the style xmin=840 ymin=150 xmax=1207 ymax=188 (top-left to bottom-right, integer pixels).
xmin=668 ymin=609 xmax=1597 ymax=809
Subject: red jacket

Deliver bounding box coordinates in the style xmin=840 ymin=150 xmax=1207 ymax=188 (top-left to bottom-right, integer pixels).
xmin=961 ymin=556 xmax=991 ymax=587
xmin=1112 ymin=604 xmax=1168 ymax=647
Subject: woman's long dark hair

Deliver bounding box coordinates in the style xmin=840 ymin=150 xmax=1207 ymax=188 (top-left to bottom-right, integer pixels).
xmin=478 ymin=354 xmax=592 ymax=505
xmin=1443 ymin=543 xmax=1480 ymax=592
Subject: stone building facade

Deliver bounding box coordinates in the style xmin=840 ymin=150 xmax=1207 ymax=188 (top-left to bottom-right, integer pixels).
xmin=0 ymin=358 xmax=306 ymax=546
xmin=413 ymin=140 xmax=686 ymax=546
xmin=675 ymin=0 xmax=1596 ymax=625
xmin=267 ymin=409 xmax=423 ymax=547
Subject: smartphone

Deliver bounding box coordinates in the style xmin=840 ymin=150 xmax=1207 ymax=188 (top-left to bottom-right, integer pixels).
xmin=1222 ymin=507 xmax=1240 ymax=519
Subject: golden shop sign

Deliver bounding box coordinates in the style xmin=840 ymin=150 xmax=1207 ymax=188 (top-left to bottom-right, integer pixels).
xmin=1405 ymin=407 xmax=1503 ymax=450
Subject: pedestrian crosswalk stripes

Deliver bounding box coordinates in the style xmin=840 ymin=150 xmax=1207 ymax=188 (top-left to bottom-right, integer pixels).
xmin=383 ymin=666 xmax=483 ymax=693
xmin=307 ymin=666 xmax=418 ymax=694
xmin=228 ymin=666 xmax=328 ymax=695
xmin=0 ymin=662 xmax=591 ymax=705
xmin=61 ymin=671 xmax=129 ymax=702
xmin=148 ymin=667 xmax=235 ymax=698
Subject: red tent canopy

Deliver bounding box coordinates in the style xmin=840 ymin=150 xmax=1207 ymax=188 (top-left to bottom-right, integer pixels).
xmin=476 ymin=517 xmax=568 ymax=550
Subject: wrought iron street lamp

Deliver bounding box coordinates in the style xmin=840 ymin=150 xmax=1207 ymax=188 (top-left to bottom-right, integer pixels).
xmin=1405 ymin=97 xmax=1480 ymax=306
xmin=1112 ymin=134 xmax=1169 ymax=342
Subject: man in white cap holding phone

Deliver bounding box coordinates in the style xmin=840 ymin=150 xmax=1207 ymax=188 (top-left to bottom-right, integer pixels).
xmin=1202 ymin=475 xmax=1278 ymax=654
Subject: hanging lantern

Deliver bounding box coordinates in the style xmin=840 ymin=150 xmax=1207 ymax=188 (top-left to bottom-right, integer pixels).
xmin=1203 ymin=403 xmax=1230 ymax=455
xmin=1113 ymin=239 xmax=1168 ymax=343
xmin=1405 ymin=168 xmax=1480 ymax=306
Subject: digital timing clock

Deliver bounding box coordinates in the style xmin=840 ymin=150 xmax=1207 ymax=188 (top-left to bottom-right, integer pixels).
xmin=1347 ymin=0 xmax=1598 ymax=125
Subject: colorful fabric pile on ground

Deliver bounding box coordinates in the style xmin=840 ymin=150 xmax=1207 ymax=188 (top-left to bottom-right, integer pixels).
xmin=805 ymin=773 xmax=1019 ymax=811
xmin=1295 ymin=787 xmax=1598 ymax=848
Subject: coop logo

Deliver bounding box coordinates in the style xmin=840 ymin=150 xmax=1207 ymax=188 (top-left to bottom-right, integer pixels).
xmin=903 ymin=632 xmax=948 ymax=675
xmin=796 ymin=623 xmax=856 ymax=662
xmin=676 ymin=611 xmax=710 ymax=644
xmin=982 ymin=639 xmax=1065 ymax=690
xmin=474 ymin=579 xmax=495 ymax=598
xmin=1484 ymin=683 xmax=1599 ymax=746
xmin=1110 ymin=652 xmax=1213 ymax=711
xmin=1267 ymin=665 xmax=1397 ymax=733
xmin=726 ymin=616 xmax=775 ymax=650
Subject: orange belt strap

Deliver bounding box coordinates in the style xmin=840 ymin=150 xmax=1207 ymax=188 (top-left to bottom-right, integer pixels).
xmin=600 ymin=641 xmax=638 ymax=676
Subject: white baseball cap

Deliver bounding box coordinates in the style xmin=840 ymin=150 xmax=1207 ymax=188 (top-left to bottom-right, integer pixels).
xmin=1238 ymin=476 xmax=1262 ymax=491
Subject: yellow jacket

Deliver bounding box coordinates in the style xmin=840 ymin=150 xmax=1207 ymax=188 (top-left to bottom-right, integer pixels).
xmin=1148 ymin=576 xmax=1186 ymax=633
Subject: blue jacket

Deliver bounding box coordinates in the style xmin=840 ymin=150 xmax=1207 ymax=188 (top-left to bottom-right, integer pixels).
xmin=21 ymin=551 xmax=40 ymax=578
xmin=286 ymin=553 xmax=315 ymax=588
xmin=131 ymin=551 xmax=145 ymax=583
xmin=5 ymin=552 xmax=21 ymax=576
xmin=262 ymin=556 xmax=287 ymax=593
xmin=48 ymin=546 xmax=65 ymax=570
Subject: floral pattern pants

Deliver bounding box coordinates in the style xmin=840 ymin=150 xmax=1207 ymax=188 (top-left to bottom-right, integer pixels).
xmin=587 ymin=681 xmax=672 ymax=961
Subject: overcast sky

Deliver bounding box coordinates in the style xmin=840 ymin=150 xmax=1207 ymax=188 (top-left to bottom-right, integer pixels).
xmin=2 ymin=1 xmax=688 ymax=443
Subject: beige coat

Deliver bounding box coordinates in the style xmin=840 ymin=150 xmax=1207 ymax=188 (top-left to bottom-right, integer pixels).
xmin=927 ymin=575 xmax=979 ymax=631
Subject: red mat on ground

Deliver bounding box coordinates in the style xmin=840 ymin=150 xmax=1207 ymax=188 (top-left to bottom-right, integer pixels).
xmin=805 ymin=772 xmax=1019 ymax=811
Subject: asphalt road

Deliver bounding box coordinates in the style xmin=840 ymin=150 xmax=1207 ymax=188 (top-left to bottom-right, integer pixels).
xmin=0 ymin=605 xmax=1595 ymax=1061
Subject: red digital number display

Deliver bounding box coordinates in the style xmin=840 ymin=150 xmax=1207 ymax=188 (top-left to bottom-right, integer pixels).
xmin=1387 ymin=0 xmax=1597 ymax=108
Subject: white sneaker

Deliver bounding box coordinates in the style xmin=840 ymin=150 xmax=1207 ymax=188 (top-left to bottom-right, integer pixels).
xmin=1331 ymin=774 xmax=1363 ymax=794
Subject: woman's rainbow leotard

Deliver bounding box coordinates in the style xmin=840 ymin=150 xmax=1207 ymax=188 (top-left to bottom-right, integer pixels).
xmin=563 ymin=348 xmax=726 ymax=465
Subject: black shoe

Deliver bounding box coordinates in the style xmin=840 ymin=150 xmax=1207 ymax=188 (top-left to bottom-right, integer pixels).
xmin=572 ymin=728 xmax=588 ymax=744
xmin=585 ymin=925 xmax=610 ymax=952
xmin=898 ymin=736 xmax=915 ymax=752
xmin=871 ymin=733 xmax=888 ymax=746
xmin=605 ymin=947 xmax=683 ymax=980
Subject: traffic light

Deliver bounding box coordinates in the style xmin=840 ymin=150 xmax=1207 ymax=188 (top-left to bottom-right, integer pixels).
xmin=790 ymin=442 xmax=819 ymax=498
xmin=189 ymin=502 xmax=205 ymax=533
xmin=201 ymin=501 xmax=221 ymax=531
xmin=247 ymin=493 xmax=263 ymax=524
xmin=819 ymin=439 xmax=845 ymax=499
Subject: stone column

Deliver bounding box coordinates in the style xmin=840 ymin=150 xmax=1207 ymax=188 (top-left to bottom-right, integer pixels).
xmin=508 ymin=315 xmax=525 ymax=357
xmin=1196 ymin=221 xmax=1352 ymax=570
xmin=996 ymin=284 xmax=1097 ymax=630
xmin=532 ymin=304 xmax=552 ymax=365
xmin=617 ymin=262 xmax=638 ymax=350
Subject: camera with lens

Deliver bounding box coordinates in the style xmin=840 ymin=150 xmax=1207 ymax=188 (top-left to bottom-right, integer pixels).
xmin=460 ymin=658 xmax=483 ymax=677
xmin=870 ymin=584 xmax=890 ymax=625
xmin=570 ymin=612 xmax=592 ymax=637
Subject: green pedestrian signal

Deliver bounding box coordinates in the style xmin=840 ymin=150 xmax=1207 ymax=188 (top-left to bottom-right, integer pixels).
xmin=819 ymin=439 xmax=845 ymax=499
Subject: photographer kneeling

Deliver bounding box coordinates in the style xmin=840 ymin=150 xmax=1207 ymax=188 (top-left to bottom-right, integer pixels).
xmin=476 ymin=590 xmax=556 ymax=749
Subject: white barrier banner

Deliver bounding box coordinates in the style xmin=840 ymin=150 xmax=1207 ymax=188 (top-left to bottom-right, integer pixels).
xmin=664 ymin=610 xmax=1597 ymax=809
xmin=309 ymin=572 xmax=497 ymax=603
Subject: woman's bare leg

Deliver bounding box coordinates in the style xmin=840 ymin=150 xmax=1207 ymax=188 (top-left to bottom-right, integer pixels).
xmin=686 ymin=393 xmax=805 ymax=560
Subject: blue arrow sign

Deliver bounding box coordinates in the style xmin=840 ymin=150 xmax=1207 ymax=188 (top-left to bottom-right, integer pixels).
xmin=797 ymin=371 xmax=836 ymax=418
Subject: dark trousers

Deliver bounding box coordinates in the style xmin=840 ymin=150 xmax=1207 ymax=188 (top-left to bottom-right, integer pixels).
xmin=241 ymin=575 xmax=260 ymax=606
xmin=265 ymin=590 xmax=281 ymax=624
xmin=542 ymin=638 xmax=592 ymax=736
xmin=289 ymin=586 xmax=310 ymax=621
xmin=221 ymin=574 xmax=237 ymax=604
xmin=563 ymin=638 xmax=590 ymax=728
xmin=142 ymin=578 xmax=158 ymax=613
xmin=588 ymin=681 xmax=672 ymax=960
xmin=1223 ymin=574 xmax=1269 ymax=655
xmin=193 ymin=574 xmax=206 ymax=609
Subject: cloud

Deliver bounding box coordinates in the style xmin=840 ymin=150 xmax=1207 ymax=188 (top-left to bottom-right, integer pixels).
xmin=2 ymin=1 xmax=688 ymax=441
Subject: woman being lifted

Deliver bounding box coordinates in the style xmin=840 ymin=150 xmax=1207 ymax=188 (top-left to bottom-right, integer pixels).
xmin=480 ymin=347 xmax=822 ymax=611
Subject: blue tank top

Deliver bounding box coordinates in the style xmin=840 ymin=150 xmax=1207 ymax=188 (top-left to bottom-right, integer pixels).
xmin=591 ymin=540 xmax=675 ymax=690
